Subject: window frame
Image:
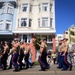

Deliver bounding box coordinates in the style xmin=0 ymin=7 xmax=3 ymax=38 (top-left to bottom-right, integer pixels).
xmin=50 ymin=18 xmax=53 ymax=28
xmin=5 ymin=20 xmax=12 ymax=30
xmin=50 ymin=3 xmax=53 ymax=12
xmin=38 ymin=4 xmax=41 ymax=12
xmin=41 ymin=17 xmax=48 ymax=27
xmin=7 ymin=6 xmax=13 ymax=14
xmin=29 ymin=19 xmax=32 ymax=27
xmin=2 ymin=6 xmax=5 ymax=14
xmin=38 ymin=18 xmax=40 ymax=27
xmin=29 ymin=4 xmax=33 ymax=12
xmin=42 ymin=3 xmax=48 ymax=12
xmin=21 ymin=18 xmax=27 ymax=27
xmin=22 ymin=4 xmax=28 ymax=12
xmin=0 ymin=20 xmax=3 ymax=30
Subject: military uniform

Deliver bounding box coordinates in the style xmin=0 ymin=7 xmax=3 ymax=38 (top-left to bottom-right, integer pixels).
xmin=12 ymin=42 xmax=20 ymax=71
xmin=38 ymin=41 xmax=49 ymax=71
xmin=24 ymin=44 xmax=30 ymax=69
xmin=18 ymin=43 xmax=24 ymax=70
xmin=57 ymin=44 xmax=63 ymax=68
xmin=0 ymin=48 xmax=2 ymax=68
xmin=2 ymin=44 xmax=9 ymax=70
xmin=61 ymin=41 xmax=72 ymax=71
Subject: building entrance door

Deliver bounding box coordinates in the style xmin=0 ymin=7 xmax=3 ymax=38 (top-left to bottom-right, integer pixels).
xmin=23 ymin=35 xmax=27 ymax=42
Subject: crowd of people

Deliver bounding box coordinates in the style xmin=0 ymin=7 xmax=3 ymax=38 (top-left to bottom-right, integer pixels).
xmin=0 ymin=38 xmax=75 ymax=72
xmin=0 ymin=39 xmax=35 ymax=72
xmin=57 ymin=38 xmax=73 ymax=71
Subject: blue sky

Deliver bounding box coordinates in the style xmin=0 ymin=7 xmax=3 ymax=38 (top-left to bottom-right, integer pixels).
xmin=55 ymin=0 xmax=75 ymax=34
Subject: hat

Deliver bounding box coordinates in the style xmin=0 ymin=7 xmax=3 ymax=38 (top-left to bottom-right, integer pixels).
xmin=5 ymin=41 xmax=8 ymax=44
xmin=14 ymin=38 xmax=18 ymax=41
xmin=63 ymin=38 xmax=68 ymax=41
xmin=20 ymin=40 xmax=24 ymax=43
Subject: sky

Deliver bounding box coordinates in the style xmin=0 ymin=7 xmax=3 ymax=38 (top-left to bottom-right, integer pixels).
xmin=55 ymin=0 xmax=75 ymax=34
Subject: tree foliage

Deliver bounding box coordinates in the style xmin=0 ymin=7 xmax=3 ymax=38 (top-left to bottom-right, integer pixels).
xmin=33 ymin=35 xmax=41 ymax=50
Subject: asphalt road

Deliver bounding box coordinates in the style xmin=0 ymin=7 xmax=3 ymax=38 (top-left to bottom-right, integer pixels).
xmin=0 ymin=64 xmax=75 ymax=75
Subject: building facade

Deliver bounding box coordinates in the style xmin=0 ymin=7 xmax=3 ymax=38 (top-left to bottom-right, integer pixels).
xmin=63 ymin=29 xmax=70 ymax=43
xmin=0 ymin=0 xmax=17 ymax=41
xmin=14 ymin=0 xmax=56 ymax=51
xmin=0 ymin=0 xmax=56 ymax=51
xmin=69 ymin=25 xmax=75 ymax=43
xmin=56 ymin=34 xmax=64 ymax=47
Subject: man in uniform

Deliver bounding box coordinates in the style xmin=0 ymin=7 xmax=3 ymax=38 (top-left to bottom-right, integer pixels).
xmin=61 ymin=38 xmax=72 ymax=71
xmin=1 ymin=41 xmax=9 ymax=70
xmin=10 ymin=39 xmax=20 ymax=72
xmin=57 ymin=40 xmax=63 ymax=69
xmin=38 ymin=39 xmax=48 ymax=71
xmin=24 ymin=43 xmax=30 ymax=69
xmin=18 ymin=41 xmax=25 ymax=70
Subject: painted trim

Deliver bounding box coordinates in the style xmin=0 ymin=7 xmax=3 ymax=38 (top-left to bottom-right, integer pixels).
xmin=14 ymin=30 xmax=56 ymax=34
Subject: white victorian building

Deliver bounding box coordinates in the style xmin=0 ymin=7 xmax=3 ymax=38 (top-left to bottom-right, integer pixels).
xmin=14 ymin=0 xmax=56 ymax=51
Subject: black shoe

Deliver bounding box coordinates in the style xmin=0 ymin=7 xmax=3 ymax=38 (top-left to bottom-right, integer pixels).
xmin=8 ymin=67 xmax=12 ymax=69
xmin=61 ymin=69 xmax=67 ymax=71
xmin=2 ymin=68 xmax=6 ymax=70
xmin=57 ymin=67 xmax=61 ymax=69
xmin=0 ymin=66 xmax=2 ymax=69
xmin=39 ymin=69 xmax=46 ymax=71
xmin=69 ymin=66 xmax=72 ymax=71
xmin=25 ymin=67 xmax=29 ymax=69
xmin=13 ymin=69 xmax=20 ymax=72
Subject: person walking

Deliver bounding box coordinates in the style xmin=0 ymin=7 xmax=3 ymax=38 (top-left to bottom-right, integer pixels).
xmin=11 ymin=39 xmax=20 ymax=72
xmin=52 ymin=52 xmax=57 ymax=64
xmin=18 ymin=41 xmax=25 ymax=70
xmin=57 ymin=40 xmax=63 ymax=69
xmin=1 ymin=41 xmax=9 ymax=70
xmin=61 ymin=38 xmax=72 ymax=71
xmin=38 ymin=39 xmax=49 ymax=71
xmin=24 ymin=43 xmax=30 ymax=69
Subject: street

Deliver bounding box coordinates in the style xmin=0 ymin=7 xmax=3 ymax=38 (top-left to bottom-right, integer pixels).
xmin=0 ymin=64 xmax=75 ymax=75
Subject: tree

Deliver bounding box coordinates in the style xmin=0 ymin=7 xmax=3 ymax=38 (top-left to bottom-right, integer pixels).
xmin=33 ymin=35 xmax=40 ymax=50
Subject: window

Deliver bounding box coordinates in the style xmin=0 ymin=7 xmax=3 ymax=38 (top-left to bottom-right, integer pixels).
xmin=29 ymin=19 xmax=32 ymax=27
xmin=5 ymin=20 xmax=12 ymax=30
xmin=65 ymin=32 xmax=68 ymax=34
xmin=2 ymin=6 xmax=5 ymax=14
xmin=49 ymin=35 xmax=52 ymax=41
xmin=22 ymin=4 xmax=28 ymax=12
xmin=42 ymin=17 xmax=48 ymax=27
xmin=50 ymin=18 xmax=53 ymax=27
xmin=58 ymin=36 xmax=62 ymax=39
xmin=42 ymin=3 xmax=48 ymax=11
xmin=7 ymin=6 xmax=13 ymax=14
xmin=50 ymin=3 xmax=52 ymax=12
xmin=18 ymin=19 xmax=19 ymax=27
xmin=70 ymin=31 xmax=74 ymax=36
xmin=29 ymin=5 xmax=33 ymax=12
xmin=0 ymin=20 xmax=3 ymax=30
xmin=41 ymin=35 xmax=47 ymax=41
xmin=21 ymin=18 xmax=27 ymax=27
xmin=6 ymin=23 xmax=10 ymax=30
xmin=38 ymin=19 xmax=40 ymax=27
xmin=23 ymin=35 xmax=27 ymax=42
xmin=38 ymin=4 xmax=41 ymax=12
